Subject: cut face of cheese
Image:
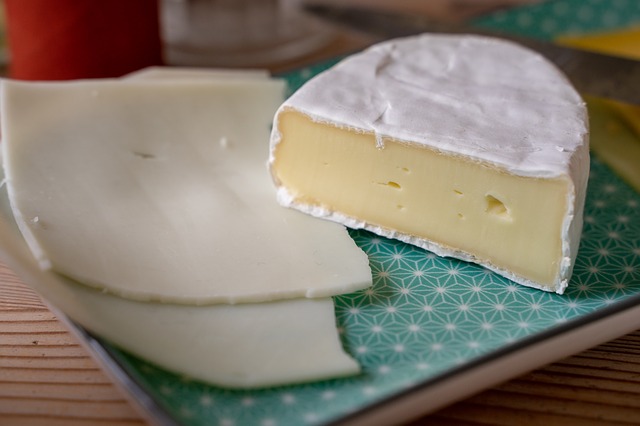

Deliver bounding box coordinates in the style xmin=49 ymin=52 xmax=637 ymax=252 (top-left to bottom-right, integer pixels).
xmin=274 ymin=111 xmax=571 ymax=288
xmin=270 ymin=34 xmax=590 ymax=294
xmin=1 ymin=76 xmax=371 ymax=304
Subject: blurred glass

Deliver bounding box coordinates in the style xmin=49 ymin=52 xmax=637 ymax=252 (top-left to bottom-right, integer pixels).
xmin=161 ymin=0 xmax=335 ymax=67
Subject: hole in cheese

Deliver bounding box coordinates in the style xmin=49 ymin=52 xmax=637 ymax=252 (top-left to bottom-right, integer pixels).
xmin=132 ymin=151 xmax=156 ymax=160
xmin=381 ymin=181 xmax=401 ymax=189
xmin=485 ymin=194 xmax=511 ymax=220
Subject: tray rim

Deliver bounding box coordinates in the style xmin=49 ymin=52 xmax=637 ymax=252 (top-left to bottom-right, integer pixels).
xmin=59 ymin=289 xmax=640 ymax=426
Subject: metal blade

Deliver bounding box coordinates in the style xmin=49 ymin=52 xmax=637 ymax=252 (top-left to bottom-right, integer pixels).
xmin=306 ymin=5 xmax=640 ymax=105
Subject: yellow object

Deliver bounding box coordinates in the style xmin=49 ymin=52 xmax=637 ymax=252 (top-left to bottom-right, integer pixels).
xmin=558 ymin=27 xmax=640 ymax=60
xmin=586 ymin=96 xmax=640 ymax=192
xmin=558 ymin=27 xmax=640 ymax=192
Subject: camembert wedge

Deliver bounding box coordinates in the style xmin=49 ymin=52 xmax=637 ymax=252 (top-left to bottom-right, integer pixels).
xmin=270 ymin=34 xmax=590 ymax=294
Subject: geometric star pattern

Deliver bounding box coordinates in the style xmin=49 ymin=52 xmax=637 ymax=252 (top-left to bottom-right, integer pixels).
xmin=475 ymin=0 xmax=640 ymax=41
xmin=103 ymin=2 xmax=640 ymax=424
xmin=108 ymin=139 xmax=640 ymax=426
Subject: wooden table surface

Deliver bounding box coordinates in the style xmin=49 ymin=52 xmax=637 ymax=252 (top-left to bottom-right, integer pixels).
xmin=1 ymin=5 xmax=640 ymax=426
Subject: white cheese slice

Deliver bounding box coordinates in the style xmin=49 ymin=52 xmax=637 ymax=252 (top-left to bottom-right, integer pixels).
xmin=269 ymin=34 xmax=590 ymax=294
xmin=0 ymin=184 xmax=359 ymax=388
xmin=126 ymin=66 xmax=270 ymax=81
xmin=0 ymin=69 xmax=362 ymax=388
xmin=1 ymin=76 xmax=371 ymax=304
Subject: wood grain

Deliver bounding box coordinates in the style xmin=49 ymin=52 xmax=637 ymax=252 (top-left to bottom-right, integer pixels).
xmin=0 ymin=266 xmax=146 ymax=426
xmin=2 ymin=261 xmax=640 ymax=425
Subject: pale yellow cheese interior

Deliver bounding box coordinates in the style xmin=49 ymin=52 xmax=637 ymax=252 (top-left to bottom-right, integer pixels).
xmin=273 ymin=110 xmax=572 ymax=288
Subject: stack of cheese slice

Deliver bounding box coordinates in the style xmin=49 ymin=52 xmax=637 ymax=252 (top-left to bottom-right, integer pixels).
xmin=270 ymin=34 xmax=590 ymax=294
xmin=0 ymin=68 xmax=371 ymax=388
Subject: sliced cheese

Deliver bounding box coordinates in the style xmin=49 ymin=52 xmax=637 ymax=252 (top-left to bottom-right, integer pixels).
xmin=0 ymin=180 xmax=359 ymax=388
xmin=1 ymin=76 xmax=371 ymax=304
xmin=0 ymin=68 xmax=362 ymax=388
xmin=126 ymin=66 xmax=271 ymax=81
xmin=270 ymin=34 xmax=590 ymax=294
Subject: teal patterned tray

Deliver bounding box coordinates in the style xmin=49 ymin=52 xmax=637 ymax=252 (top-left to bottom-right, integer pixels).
xmin=97 ymin=155 xmax=639 ymax=425
xmin=74 ymin=1 xmax=640 ymax=425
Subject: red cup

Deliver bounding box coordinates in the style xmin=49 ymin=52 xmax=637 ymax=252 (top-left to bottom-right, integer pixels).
xmin=4 ymin=0 xmax=164 ymax=80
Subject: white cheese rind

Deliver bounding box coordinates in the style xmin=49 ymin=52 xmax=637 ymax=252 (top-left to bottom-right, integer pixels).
xmin=1 ymin=78 xmax=371 ymax=304
xmin=271 ymin=34 xmax=588 ymax=178
xmin=269 ymin=34 xmax=590 ymax=294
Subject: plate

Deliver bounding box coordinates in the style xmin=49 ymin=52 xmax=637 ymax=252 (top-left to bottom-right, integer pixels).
xmin=89 ymin=154 xmax=640 ymax=426
xmin=2 ymin=147 xmax=640 ymax=425
xmin=2 ymin=1 xmax=640 ymax=425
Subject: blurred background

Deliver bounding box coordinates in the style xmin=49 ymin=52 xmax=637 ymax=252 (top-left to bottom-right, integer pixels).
xmin=0 ymin=0 xmax=567 ymax=79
